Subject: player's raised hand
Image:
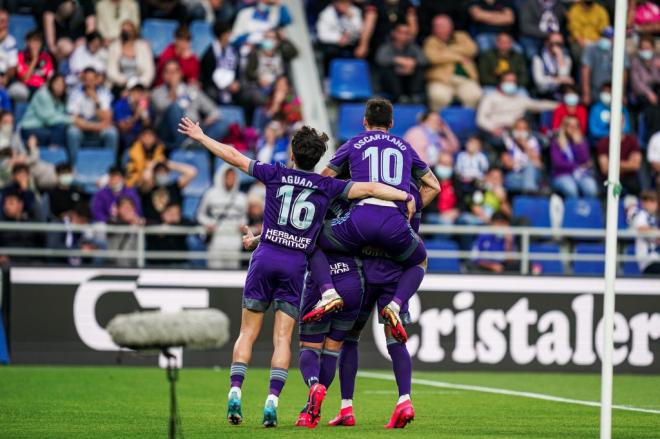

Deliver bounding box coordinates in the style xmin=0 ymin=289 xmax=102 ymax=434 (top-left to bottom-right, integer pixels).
xmin=241 ymin=225 xmax=259 ymax=251
xmin=177 ymin=117 xmax=204 ymax=142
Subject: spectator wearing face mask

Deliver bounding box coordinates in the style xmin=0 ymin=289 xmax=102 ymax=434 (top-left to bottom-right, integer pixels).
xmin=47 ymin=162 xmax=89 ymax=219
xmin=155 ymin=25 xmax=199 ymax=86
xmin=67 ymin=31 xmax=108 ymax=88
xmin=91 ymin=165 xmax=142 ymax=223
xmin=139 ymin=160 xmax=197 ymax=223
xmin=404 ymin=111 xmax=459 ymax=166
xmin=96 ymin=0 xmax=141 ymax=43
xmin=106 ymin=20 xmax=155 ymax=93
xmin=200 ymin=21 xmax=241 ymax=105
xmin=518 ymin=0 xmax=565 ymax=60
xmin=230 ymin=0 xmax=292 ymax=53
xmin=588 ymin=82 xmax=632 ymax=141
xmin=552 ymin=85 xmax=588 ymax=133
xmin=567 ymin=0 xmax=610 ymax=63
xmin=631 ymin=35 xmax=660 ymax=139
xmin=501 ymin=118 xmax=543 ymax=193
xmin=125 ymin=127 xmax=166 ymax=188
xmin=531 ymin=32 xmax=574 ymax=98
xmin=581 ymin=27 xmax=628 ymax=106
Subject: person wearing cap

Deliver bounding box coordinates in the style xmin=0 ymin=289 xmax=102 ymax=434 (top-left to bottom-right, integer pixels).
xmin=580 ymin=26 xmax=627 ymax=105
xmin=66 ymin=67 xmax=118 ymax=162
xmin=67 ymin=31 xmax=108 ymax=88
xmin=106 ymin=20 xmax=155 ymax=94
xmin=155 ymin=24 xmax=199 ymax=87
xmin=91 ymin=165 xmax=142 ymax=223
xmin=567 ymin=0 xmax=610 ymax=62
xmin=113 ymin=79 xmax=151 ymax=150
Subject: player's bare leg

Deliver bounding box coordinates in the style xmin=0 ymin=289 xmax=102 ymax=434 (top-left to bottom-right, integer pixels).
xmin=383 ymin=326 xmax=414 ymax=429
xmin=263 ymin=310 xmax=296 ymax=427
xmin=228 ymin=309 xmax=265 ymax=425
xmin=382 ymin=258 xmax=427 ymax=343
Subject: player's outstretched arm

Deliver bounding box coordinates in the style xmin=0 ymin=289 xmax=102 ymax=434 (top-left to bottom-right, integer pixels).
xmin=178 ymin=117 xmax=251 ymax=174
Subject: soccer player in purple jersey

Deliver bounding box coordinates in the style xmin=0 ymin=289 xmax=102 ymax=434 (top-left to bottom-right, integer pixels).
xmin=306 ymin=98 xmax=440 ymax=343
xmin=178 ymin=118 xmax=415 ymax=428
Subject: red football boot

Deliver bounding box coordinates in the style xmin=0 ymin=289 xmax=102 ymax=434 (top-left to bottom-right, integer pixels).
xmin=305 ymin=383 xmax=327 ymax=428
xmin=380 ymin=305 xmax=408 ymax=343
xmin=295 ymin=409 xmax=312 ymax=427
xmin=385 ymin=399 xmax=415 ymax=429
xmin=328 ymin=406 xmax=356 ymax=426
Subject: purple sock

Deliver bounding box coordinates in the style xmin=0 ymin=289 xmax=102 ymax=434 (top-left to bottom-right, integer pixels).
xmin=230 ymin=362 xmax=247 ymax=388
xmin=309 ymin=247 xmax=335 ymax=293
xmin=339 ymin=340 xmax=359 ymax=400
xmin=269 ymin=367 xmax=288 ymax=396
xmin=386 ymin=339 xmax=412 ymax=396
xmin=392 ymin=265 xmax=425 ymax=307
xmin=299 ymin=348 xmax=321 ymax=388
xmin=319 ymin=349 xmax=340 ymax=389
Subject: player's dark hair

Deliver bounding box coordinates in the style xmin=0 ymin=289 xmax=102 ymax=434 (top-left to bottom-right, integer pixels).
xmin=291 ymin=126 xmax=329 ymax=171
xmin=364 ymin=98 xmax=393 ymax=129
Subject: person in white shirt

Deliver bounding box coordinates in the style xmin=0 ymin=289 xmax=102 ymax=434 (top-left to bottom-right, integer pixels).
xmin=316 ymin=0 xmax=363 ymax=73
xmin=455 ymin=135 xmax=489 ymax=188
xmin=96 ymin=0 xmax=140 ymax=42
xmin=501 ymin=118 xmax=543 ymax=193
xmin=0 ymin=10 xmax=17 ymax=78
xmin=67 ymin=31 xmax=108 ymax=88
xmin=629 ymin=191 xmax=660 ymax=274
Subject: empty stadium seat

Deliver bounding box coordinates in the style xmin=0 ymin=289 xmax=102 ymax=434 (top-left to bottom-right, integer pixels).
xmin=529 ymin=243 xmax=564 ymax=274
xmin=191 ymin=20 xmax=214 ymax=57
xmin=427 ymin=239 xmax=461 ymax=273
xmin=572 ymin=243 xmax=605 ymax=275
xmin=439 ymin=107 xmax=477 ymax=143
xmin=622 ymin=244 xmax=641 ymax=276
xmin=39 ymin=146 xmax=68 ymax=166
xmin=329 ymin=59 xmax=372 ymax=101
xmin=170 ymin=148 xmax=211 ymax=197
xmin=563 ymin=198 xmax=604 ymax=229
xmin=513 ymin=196 xmax=551 ymax=228
xmin=9 ymin=14 xmax=36 ymax=51
xmin=182 ymin=196 xmax=201 ymax=221
xmin=390 ymin=105 xmax=425 ymax=138
xmin=220 ymin=105 xmax=246 ymax=127
xmin=336 ymin=103 xmax=365 ymax=141
xmin=141 ymin=19 xmax=178 ymax=57
xmin=75 ymin=148 xmax=115 ymax=193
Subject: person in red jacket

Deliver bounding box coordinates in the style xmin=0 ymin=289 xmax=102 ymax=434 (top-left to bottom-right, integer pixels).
xmin=551 ymin=84 xmax=588 ymax=133
xmin=154 ymin=24 xmax=199 ymax=86
xmin=13 ymin=29 xmax=54 ymax=102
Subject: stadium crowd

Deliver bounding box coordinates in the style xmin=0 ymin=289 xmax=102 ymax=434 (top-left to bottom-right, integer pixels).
xmin=0 ymin=0 xmax=656 ymax=274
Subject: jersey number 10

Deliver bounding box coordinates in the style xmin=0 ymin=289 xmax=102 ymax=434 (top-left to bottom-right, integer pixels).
xmin=276 ymin=185 xmax=315 ymax=230
xmin=363 ymin=146 xmax=403 ymax=185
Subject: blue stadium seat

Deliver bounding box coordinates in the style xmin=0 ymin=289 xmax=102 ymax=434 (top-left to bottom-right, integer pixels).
xmin=191 ymin=20 xmax=214 ymax=57
xmin=9 ymin=14 xmax=36 ymax=51
xmin=563 ymin=198 xmax=604 ymax=229
xmin=329 ymin=59 xmax=372 ymax=101
xmin=512 ymin=196 xmax=551 ymax=228
xmin=39 ymin=146 xmax=68 ymax=166
xmin=170 ymin=148 xmax=210 ymax=197
xmin=14 ymin=102 xmax=28 ymax=124
xmin=427 ymin=239 xmax=461 ymax=273
xmin=439 ymin=107 xmax=477 ymax=143
xmin=390 ymin=105 xmax=425 ymax=138
xmin=572 ymin=243 xmax=605 ymax=275
xmin=623 ymin=244 xmax=641 ymax=276
xmin=182 ymin=196 xmax=201 ymax=221
xmin=529 ymin=243 xmax=563 ymax=274
xmin=141 ymin=19 xmax=178 ymax=57
xmin=75 ymin=148 xmax=115 ymax=193
xmin=336 ymin=103 xmax=365 ymax=141
xmin=220 ymin=105 xmax=246 ymax=127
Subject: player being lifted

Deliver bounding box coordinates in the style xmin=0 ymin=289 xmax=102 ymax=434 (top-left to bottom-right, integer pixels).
xmin=305 ymin=98 xmax=440 ymax=343
xmin=177 ymin=117 xmax=416 ymax=428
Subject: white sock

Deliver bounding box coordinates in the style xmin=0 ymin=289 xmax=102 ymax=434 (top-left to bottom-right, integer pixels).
xmin=266 ymin=394 xmax=279 ymax=408
xmin=397 ymin=394 xmax=410 ymax=405
xmin=228 ymin=386 xmax=241 ymax=399
xmin=321 ymin=288 xmax=339 ymax=300
xmin=341 ymin=399 xmax=353 ymax=409
xmin=388 ymin=301 xmax=401 ymax=314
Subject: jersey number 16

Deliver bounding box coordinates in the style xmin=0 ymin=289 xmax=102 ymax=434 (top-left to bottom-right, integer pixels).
xmin=276 ymin=185 xmax=315 ymax=230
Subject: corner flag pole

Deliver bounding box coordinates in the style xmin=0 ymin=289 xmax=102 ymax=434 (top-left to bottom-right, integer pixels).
xmin=600 ymin=0 xmax=628 ymax=437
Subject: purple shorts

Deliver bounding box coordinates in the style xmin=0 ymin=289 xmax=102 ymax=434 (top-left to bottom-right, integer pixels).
xmin=351 ymin=282 xmax=411 ymax=334
xmin=318 ymin=204 xmax=426 ymax=268
xmin=243 ymin=242 xmax=306 ymax=319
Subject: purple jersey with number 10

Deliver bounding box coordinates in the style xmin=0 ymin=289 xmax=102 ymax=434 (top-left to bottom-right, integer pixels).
xmin=249 ymin=160 xmax=352 ymax=255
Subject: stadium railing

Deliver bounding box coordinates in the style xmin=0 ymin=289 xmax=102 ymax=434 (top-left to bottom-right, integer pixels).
xmin=0 ymin=222 xmax=657 ymax=274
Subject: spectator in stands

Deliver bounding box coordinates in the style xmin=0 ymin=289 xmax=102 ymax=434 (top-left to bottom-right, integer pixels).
xmin=629 ymin=0 xmax=660 ymax=34
xmin=140 ymin=160 xmax=197 ymax=223
xmin=47 ymin=162 xmax=88 ymax=219
xmin=114 ymin=80 xmax=151 ymax=151
xmin=96 ymin=0 xmax=141 ymax=43
xmin=66 ymin=67 xmax=118 ymax=162
xmin=630 ymin=191 xmax=660 ymax=274
xmin=43 ymin=0 xmax=96 ymax=61
xmin=200 ymin=21 xmax=241 ymax=104
xmin=2 ymin=162 xmax=38 ymax=219
xmin=67 ymin=31 xmax=108 ymax=88
xmin=531 ymin=32 xmax=574 ymax=99
xmin=0 ymin=189 xmax=41 ymax=263
xmin=262 ymin=75 xmax=302 ymax=126
xmin=19 ymin=74 xmax=70 ymax=148
xmin=551 ymin=85 xmax=588 ymax=133
xmin=55 ymin=203 xmax=101 ymax=267
xmin=91 ymin=165 xmax=142 ymax=223
xmin=631 ymin=35 xmax=660 ymax=139
xmin=567 ymin=0 xmax=610 ymax=63
xmin=0 ymin=10 xmax=18 ymax=83
xmin=471 ymin=212 xmax=516 ymax=273
xmin=432 ymin=151 xmax=460 ymax=225
xmin=501 ymin=118 xmax=542 ymax=193
xmin=256 ymin=120 xmax=289 ymax=165
xmin=418 ymin=0 xmax=469 ymax=36
xmin=106 ymin=20 xmax=155 ymax=95
xmin=550 ymin=115 xmax=599 ymax=198
xmin=588 ymin=82 xmax=632 ymax=141
xmin=375 ymin=23 xmax=426 ymax=104
xmin=355 ymin=0 xmax=418 ymax=60
xmin=581 ymin=27 xmax=623 ymax=105
xmin=125 ymin=127 xmax=166 ymax=188
xmin=10 ymin=30 xmax=54 ymax=103
xmin=597 ymin=126 xmax=642 ymax=196
xmin=155 ymin=24 xmax=200 ymax=86
xmin=316 ymin=0 xmax=363 ymax=73
xmin=477 ymin=71 xmax=557 ymax=147
xmin=455 ymin=135 xmax=489 ymax=191
xmin=458 ymin=167 xmax=512 ymax=226
xmin=467 ymin=0 xmax=516 ymax=52
xmin=230 ymin=0 xmax=292 ymax=53
xmin=424 ymin=15 xmax=482 ymax=111
xmin=478 ymin=32 xmax=528 ymax=90
xmin=649 ymin=131 xmax=660 ymax=192
xmin=404 ymin=110 xmax=459 ymax=165
xmin=197 ymin=164 xmax=247 ymax=269
xmin=151 ymin=59 xmax=227 ymax=149
xmin=518 ymin=0 xmax=565 ymax=60
xmin=146 ymin=202 xmax=192 ymax=265
xmin=106 ymin=195 xmax=143 ymax=267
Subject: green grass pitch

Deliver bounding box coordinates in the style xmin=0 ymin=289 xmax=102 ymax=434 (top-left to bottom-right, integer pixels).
xmin=1 ymin=366 xmax=659 ymax=438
